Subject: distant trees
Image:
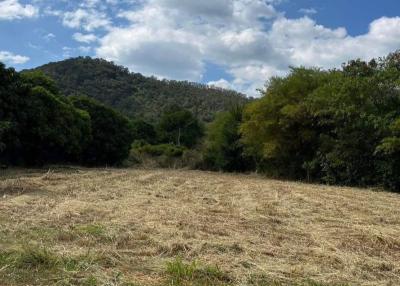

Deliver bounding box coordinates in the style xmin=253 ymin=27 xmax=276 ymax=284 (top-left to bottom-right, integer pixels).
xmin=3 ymin=50 xmax=400 ymax=192
xmin=158 ymin=105 xmax=204 ymax=148
xmin=131 ymin=119 xmax=157 ymax=144
xmin=0 ymin=64 xmax=133 ymax=166
xmin=70 ymin=96 xmax=134 ymax=166
xmin=34 ymin=57 xmax=249 ymax=122
xmin=1 ymin=66 xmax=90 ymax=165
xmin=240 ymin=51 xmax=400 ymax=191
xmin=204 ymin=105 xmax=253 ymax=172
xmin=241 ymin=68 xmax=327 ymax=178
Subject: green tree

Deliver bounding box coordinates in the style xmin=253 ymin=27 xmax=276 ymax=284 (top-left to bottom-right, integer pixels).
xmin=0 ymin=65 xmax=92 ymax=165
xmin=240 ymin=54 xmax=400 ymax=191
xmin=158 ymin=105 xmax=204 ymax=148
xmin=204 ymin=105 xmax=253 ymax=172
xmin=240 ymin=67 xmax=328 ymax=179
xmin=0 ymin=121 xmax=11 ymax=154
xmin=131 ymin=119 xmax=157 ymax=144
xmin=70 ymin=96 xmax=134 ymax=166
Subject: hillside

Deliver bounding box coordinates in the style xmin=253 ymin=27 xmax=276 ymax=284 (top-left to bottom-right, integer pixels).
xmin=1 ymin=168 xmax=399 ymax=286
xmin=32 ymin=57 xmax=249 ymax=122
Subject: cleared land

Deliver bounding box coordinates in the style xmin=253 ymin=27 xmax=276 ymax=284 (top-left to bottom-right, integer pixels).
xmin=0 ymin=168 xmax=399 ymax=286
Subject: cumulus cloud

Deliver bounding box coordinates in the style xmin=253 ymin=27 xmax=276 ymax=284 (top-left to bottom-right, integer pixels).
xmin=299 ymin=8 xmax=317 ymax=15
xmin=97 ymin=26 xmax=204 ymax=80
xmin=208 ymin=79 xmax=233 ymax=90
xmin=92 ymin=0 xmax=400 ymax=95
xmin=73 ymin=32 xmax=98 ymax=43
xmin=97 ymin=0 xmax=281 ymax=86
xmin=0 ymin=51 xmax=30 ymax=64
xmin=63 ymin=8 xmax=111 ymax=31
xmin=0 ymin=0 xmax=38 ymax=20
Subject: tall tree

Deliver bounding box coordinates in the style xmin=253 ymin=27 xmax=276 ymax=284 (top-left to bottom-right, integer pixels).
xmin=158 ymin=105 xmax=204 ymax=148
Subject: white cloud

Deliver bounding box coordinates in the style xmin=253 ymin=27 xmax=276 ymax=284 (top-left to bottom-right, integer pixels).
xmin=0 ymin=51 xmax=30 ymax=64
xmin=0 ymin=0 xmax=38 ymax=20
xmin=93 ymin=0 xmax=400 ymax=96
xmin=43 ymin=33 xmax=56 ymax=41
xmin=299 ymin=8 xmax=317 ymax=15
xmin=208 ymin=79 xmax=233 ymax=90
xmin=73 ymin=32 xmax=98 ymax=43
xmin=97 ymin=26 xmax=204 ymax=80
xmin=63 ymin=8 xmax=111 ymax=31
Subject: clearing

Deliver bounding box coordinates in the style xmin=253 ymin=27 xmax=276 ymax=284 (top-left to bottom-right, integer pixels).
xmin=0 ymin=168 xmax=399 ymax=286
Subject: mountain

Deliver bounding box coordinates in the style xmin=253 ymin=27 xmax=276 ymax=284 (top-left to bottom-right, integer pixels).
xmin=32 ymin=57 xmax=250 ymax=122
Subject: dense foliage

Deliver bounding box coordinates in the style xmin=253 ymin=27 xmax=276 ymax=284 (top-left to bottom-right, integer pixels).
xmin=203 ymin=105 xmax=253 ymax=172
xmin=70 ymin=96 xmax=134 ymax=166
xmin=0 ymin=64 xmax=132 ymax=166
xmin=240 ymin=52 xmax=400 ymax=191
xmin=3 ymin=51 xmax=400 ymax=192
xmin=33 ymin=57 xmax=249 ymax=122
xmin=158 ymin=105 xmax=204 ymax=148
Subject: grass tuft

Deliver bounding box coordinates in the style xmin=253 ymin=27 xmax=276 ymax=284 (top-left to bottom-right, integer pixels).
xmin=166 ymin=257 xmax=231 ymax=285
xmin=13 ymin=246 xmax=59 ymax=270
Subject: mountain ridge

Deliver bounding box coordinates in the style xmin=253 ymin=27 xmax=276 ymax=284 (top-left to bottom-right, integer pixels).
xmin=31 ymin=57 xmax=250 ymax=122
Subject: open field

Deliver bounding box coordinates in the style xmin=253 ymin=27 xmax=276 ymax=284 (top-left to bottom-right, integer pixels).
xmin=0 ymin=168 xmax=399 ymax=286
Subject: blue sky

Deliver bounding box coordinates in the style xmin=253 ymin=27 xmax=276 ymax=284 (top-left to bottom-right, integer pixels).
xmin=1 ymin=0 xmax=400 ymax=95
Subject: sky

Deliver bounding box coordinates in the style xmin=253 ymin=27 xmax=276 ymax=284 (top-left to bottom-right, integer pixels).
xmin=1 ymin=0 xmax=400 ymax=96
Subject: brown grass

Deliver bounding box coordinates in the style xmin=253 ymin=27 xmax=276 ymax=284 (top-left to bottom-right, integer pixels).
xmin=0 ymin=168 xmax=399 ymax=285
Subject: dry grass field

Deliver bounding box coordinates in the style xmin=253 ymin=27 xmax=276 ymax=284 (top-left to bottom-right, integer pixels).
xmin=0 ymin=168 xmax=400 ymax=286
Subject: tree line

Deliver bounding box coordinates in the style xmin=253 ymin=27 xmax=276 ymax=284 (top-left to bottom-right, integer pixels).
xmin=0 ymin=63 xmax=203 ymax=167
xmin=205 ymin=51 xmax=400 ymax=191
xmin=2 ymin=50 xmax=400 ymax=192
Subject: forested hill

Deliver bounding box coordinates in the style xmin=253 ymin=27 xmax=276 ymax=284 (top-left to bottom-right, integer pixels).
xmin=31 ymin=57 xmax=249 ymax=122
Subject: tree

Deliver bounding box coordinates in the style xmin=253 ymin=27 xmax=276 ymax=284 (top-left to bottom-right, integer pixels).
xmin=240 ymin=67 xmax=328 ymax=179
xmin=131 ymin=119 xmax=157 ymax=144
xmin=158 ymin=105 xmax=204 ymax=148
xmin=204 ymin=105 xmax=253 ymax=172
xmin=0 ymin=121 xmax=11 ymax=154
xmin=0 ymin=65 xmax=92 ymax=165
xmin=33 ymin=57 xmax=249 ymax=122
xmin=240 ymin=56 xmax=400 ymax=191
xmin=70 ymin=96 xmax=134 ymax=166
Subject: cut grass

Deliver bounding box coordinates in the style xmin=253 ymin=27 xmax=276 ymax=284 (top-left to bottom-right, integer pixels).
xmin=0 ymin=168 xmax=399 ymax=285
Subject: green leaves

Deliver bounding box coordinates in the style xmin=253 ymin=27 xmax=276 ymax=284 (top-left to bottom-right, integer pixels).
xmin=158 ymin=105 xmax=204 ymax=148
xmin=71 ymin=96 xmax=134 ymax=166
xmin=240 ymin=53 xmax=400 ymax=191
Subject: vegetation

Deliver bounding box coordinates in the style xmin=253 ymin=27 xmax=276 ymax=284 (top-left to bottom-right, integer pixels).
xmin=0 ymin=66 xmax=91 ymax=166
xmin=32 ymin=57 xmax=249 ymax=122
xmin=240 ymin=52 xmax=400 ymax=191
xmin=0 ymin=64 xmax=132 ymax=167
xmin=3 ymin=51 xmax=400 ymax=191
xmin=158 ymin=105 xmax=204 ymax=148
xmin=70 ymin=96 xmax=134 ymax=166
xmin=203 ymin=105 xmax=253 ymax=172
xmin=1 ymin=168 xmax=397 ymax=285
xmin=166 ymin=257 xmax=231 ymax=286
